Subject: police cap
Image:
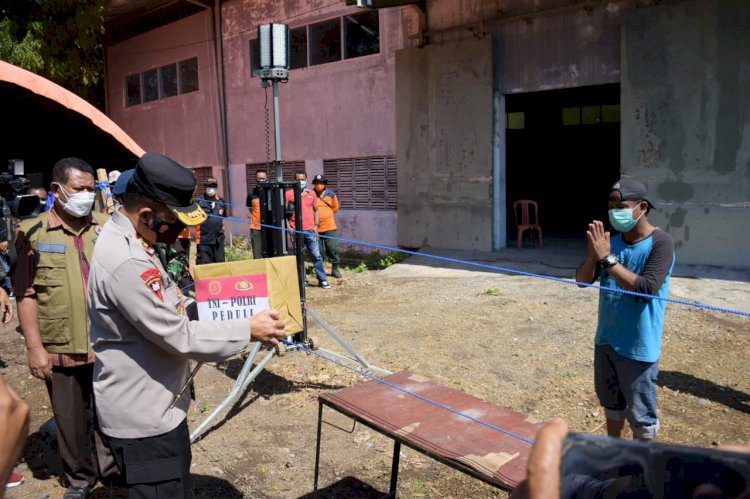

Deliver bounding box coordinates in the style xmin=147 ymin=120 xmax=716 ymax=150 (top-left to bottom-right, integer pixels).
xmin=132 ymin=152 xmax=207 ymax=226
xmin=112 ymin=169 xmax=134 ymax=197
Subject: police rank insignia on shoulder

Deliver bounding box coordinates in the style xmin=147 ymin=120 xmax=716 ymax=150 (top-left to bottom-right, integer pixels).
xmin=140 ymin=268 xmax=164 ymax=302
xmin=136 ymin=234 xmax=156 ymax=256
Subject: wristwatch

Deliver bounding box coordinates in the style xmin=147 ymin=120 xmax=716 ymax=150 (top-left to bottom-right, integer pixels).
xmin=600 ymin=254 xmax=619 ymax=269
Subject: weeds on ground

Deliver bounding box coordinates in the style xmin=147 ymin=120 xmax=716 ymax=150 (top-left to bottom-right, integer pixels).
xmin=225 ymin=235 xmax=253 ymax=261
xmin=339 ymin=250 xmax=408 ymax=272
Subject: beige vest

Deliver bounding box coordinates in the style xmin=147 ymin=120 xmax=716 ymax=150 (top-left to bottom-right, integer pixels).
xmin=19 ymin=211 xmax=107 ymax=353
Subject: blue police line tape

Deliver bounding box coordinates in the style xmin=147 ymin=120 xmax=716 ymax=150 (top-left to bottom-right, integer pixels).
xmin=94 ymin=181 xmax=111 ymax=191
xmin=279 ymin=338 xmax=536 ymax=446
xmin=200 ymin=211 xmax=750 ymax=318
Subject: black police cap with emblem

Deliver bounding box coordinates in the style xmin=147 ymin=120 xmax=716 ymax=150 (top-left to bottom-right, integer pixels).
xmin=132 ymin=152 xmax=207 ymax=226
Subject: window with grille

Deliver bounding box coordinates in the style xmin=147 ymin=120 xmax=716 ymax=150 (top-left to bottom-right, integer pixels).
xmin=245 ymin=161 xmax=305 ymax=198
xmin=324 ymin=156 xmax=397 ymax=210
xmin=191 ymin=166 xmax=214 ymax=195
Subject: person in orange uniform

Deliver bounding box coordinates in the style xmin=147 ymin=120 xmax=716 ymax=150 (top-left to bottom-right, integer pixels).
xmin=311 ymin=174 xmax=342 ymax=279
xmin=246 ymin=169 xmax=268 ymax=259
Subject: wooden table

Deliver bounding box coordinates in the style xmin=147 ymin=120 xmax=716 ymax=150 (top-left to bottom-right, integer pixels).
xmin=314 ymin=371 xmax=542 ymax=496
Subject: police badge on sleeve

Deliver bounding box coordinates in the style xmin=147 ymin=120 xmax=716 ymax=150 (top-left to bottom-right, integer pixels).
xmin=140 ymin=268 xmax=164 ymax=302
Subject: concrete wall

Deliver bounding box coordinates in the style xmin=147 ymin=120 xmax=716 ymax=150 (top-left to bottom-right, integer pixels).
xmin=399 ymin=1 xmax=628 ymax=250
xmin=622 ymin=0 xmax=750 ymax=267
xmin=396 ymin=37 xmax=494 ymax=250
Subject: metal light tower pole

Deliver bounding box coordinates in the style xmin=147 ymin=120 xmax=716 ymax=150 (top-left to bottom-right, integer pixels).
xmin=257 ymin=23 xmax=290 ymax=182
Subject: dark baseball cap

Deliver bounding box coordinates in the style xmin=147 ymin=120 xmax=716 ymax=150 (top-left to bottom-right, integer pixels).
xmin=312 ymin=174 xmax=327 ymax=184
xmin=610 ymin=178 xmax=653 ymax=208
xmin=112 ymin=169 xmax=134 ymax=197
xmin=206 ymin=177 xmax=218 ymax=187
xmin=132 ymin=152 xmax=207 ymax=226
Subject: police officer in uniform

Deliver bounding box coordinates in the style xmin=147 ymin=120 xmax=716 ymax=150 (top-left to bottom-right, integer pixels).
xmin=88 ymin=153 xmax=286 ymax=498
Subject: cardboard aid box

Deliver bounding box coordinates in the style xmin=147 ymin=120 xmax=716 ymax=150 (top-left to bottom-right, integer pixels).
xmin=193 ymin=256 xmax=303 ymax=334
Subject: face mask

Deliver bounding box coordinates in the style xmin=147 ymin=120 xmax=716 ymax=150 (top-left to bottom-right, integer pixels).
xmin=206 ymin=187 xmax=217 ymax=197
xmin=314 ymin=184 xmax=325 ymax=193
xmin=298 ymin=180 xmax=307 ymax=189
xmin=57 ymin=185 xmax=95 ymax=218
xmin=150 ymin=217 xmax=186 ymax=245
xmin=608 ymin=205 xmax=644 ymax=233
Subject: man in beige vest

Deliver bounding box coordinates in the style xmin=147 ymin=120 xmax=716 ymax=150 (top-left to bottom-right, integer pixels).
xmin=14 ymin=157 xmax=116 ymax=499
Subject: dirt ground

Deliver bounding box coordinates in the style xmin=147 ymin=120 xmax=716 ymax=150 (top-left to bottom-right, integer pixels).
xmin=2 ymin=247 xmax=749 ymax=499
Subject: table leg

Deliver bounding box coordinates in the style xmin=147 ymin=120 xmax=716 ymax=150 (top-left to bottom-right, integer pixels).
xmin=389 ymin=440 xmax=401 ymax=495
xmin=314 ymin=401 xmax=323 ymax=493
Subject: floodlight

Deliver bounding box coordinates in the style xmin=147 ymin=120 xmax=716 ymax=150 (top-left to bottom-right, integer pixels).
xmin=256 ymin=23 xmax=290 ymax=80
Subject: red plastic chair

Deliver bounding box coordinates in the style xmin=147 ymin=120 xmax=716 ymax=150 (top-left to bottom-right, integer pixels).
xmin=513 ymin=200 xmax=543 ymax=250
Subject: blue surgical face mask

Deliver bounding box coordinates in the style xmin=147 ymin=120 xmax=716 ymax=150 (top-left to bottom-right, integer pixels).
xmin=299 ymin=180 xmax=307 ymax=189
xmin=608 ymin=205 xmax=644 ymax=233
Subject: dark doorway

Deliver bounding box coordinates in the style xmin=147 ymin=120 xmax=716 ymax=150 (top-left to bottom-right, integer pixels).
xmin=505 ymin=84 xmax=620 ymax=241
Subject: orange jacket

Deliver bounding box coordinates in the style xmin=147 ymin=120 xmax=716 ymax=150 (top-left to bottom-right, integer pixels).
xmin=315 ymin=188 xmax=339 ymax=233
xmin=249 ymin=197 xmax=261 ymax=230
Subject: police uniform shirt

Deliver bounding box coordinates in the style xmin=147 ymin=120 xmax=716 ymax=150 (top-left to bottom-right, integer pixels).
xmin=88 ymin=209 xmax=249 ymax=439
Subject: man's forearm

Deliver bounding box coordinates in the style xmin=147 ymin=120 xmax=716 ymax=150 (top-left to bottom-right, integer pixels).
xmin=575 ymin=255 xmax=598 ymax=284
xmin=606 ymin=263 xmax=639 ymax=291
xmin=17 ymin=298 xmax=43 ymax=350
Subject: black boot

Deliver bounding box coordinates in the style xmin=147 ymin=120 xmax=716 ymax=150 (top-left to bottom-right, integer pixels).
xmin=331 ymin=264 xmax=342 ymax=279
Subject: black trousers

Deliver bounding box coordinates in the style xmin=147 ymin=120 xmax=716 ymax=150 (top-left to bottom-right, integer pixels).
xmin=250 ymin=229 xmax=263 ymax=259
xmin=319 ymin=229 xmax=340 ymax=265
xmin=45 ymin=364 xmax=119 ymax=489
xmin=107 ymin=419 xmax=192 ymax=499
xmin=196 ymin=240 xmax=225 ymax=264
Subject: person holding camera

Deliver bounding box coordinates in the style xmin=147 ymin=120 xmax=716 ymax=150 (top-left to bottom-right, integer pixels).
xmin=575 ymin=178 xmax=675 ymax=442
xmin=13 ymin=158 xmax=116 ymax=499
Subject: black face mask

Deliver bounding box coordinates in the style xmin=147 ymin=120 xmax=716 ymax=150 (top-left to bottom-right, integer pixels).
xmin=150 ymin=217 xmax=185 ymax=245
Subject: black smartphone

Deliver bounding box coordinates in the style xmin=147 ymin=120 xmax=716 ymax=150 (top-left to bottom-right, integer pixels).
xmin=561 ymin=433 xmax=750 ymax=498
